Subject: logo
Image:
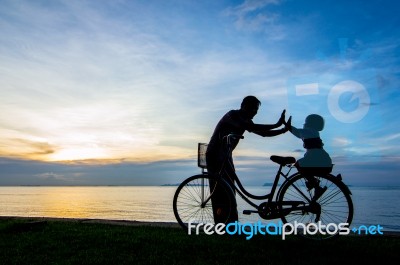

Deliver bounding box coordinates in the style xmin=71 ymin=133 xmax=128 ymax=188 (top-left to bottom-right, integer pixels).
xmin=188 ymin=221 xmax=384 ymax=240
xmin=286 ymin=38 xmax=382 ymax=161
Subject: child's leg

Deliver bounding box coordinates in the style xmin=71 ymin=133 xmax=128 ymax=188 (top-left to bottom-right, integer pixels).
xmin=296 ymin=163 xmax=327 ymax=200
xmin=295 ymin=162 xmax=318 ymax=189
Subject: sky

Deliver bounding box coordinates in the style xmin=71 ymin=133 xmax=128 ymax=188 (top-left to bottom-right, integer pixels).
xmin=0 ymin=0 xmax=399 ymax=186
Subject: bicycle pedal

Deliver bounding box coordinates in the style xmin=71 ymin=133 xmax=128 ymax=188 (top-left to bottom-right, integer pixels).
xmin=243 ymin=210 xmax=257 ymax=215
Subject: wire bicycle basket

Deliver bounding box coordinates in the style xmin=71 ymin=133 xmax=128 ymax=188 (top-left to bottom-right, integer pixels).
xmin=197 ymin=143 xmax=208 ymax=173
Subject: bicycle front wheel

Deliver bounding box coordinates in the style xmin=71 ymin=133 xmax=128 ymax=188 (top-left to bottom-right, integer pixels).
xmin=173 ymin=174 xmax=235 ymax=231
xmin=278 ymin=173 xmax=353 ymax=240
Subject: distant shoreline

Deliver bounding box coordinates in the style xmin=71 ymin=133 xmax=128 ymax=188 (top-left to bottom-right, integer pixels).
xmin=0 ymin=216 xmax=180 ymax=228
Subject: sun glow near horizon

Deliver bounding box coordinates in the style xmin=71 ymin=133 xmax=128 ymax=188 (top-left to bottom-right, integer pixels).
xmin=0 ymin=94 xmax=198 ymax=163
xmin=0 ymin=111 xmax=195 ymax=163
xmin=1 ymin=133 xmax=195 ymax=163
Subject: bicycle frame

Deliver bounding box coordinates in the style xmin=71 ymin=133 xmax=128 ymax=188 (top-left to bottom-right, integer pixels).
xmin=209 ymin=134 xmax=304 ymax=216
xmin=232 ymin=161 xmax=295 ymax=209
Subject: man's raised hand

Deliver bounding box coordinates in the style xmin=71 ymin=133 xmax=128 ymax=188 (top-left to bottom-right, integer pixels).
xmin=278 ymin=110 xmax=286 ymax=126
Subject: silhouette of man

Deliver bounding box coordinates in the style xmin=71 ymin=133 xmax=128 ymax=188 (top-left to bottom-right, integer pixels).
xmin=206 ymin=95 xmax=289 ymax=223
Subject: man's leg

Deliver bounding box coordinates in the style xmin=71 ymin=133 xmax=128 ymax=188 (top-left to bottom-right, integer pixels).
xmin=209 ymin=177 xmax=232 ymax=224
xmin=207 ymin=170 xmax=237 ymax=224
xmin=207 ymin=153 xmax=238 ymax=224
xmin=223 ymin=176 xmax=238 ymax=224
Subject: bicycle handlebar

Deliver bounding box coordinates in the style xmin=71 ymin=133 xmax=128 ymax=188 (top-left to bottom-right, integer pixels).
xmin=223 ymin=134 xmax=244 ymax=150
xmin=224 ymin=134 xmax=244 ymax=140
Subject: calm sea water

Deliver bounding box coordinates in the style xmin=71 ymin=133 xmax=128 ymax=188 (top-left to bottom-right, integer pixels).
xmin=0 ymin=186 xmax=399 ymax=232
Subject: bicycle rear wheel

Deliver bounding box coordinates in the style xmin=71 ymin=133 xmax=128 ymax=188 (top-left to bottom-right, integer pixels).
xmin=173 ymin=174 xmax=235 ymax=231
xmin=278 ymin=173 xmax=353 ymax=240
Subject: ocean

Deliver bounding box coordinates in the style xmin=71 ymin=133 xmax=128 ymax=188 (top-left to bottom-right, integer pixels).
xmin=0 ymin=186 xmax=399 ymax=232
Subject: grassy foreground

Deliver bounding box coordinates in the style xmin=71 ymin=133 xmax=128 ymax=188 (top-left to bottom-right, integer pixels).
xmin=0 ymin=218 xmax=399 ymax=265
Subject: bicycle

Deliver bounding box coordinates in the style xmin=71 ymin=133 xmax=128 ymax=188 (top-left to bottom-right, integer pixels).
xmin=173 ymin=134 xmax=354 ymax=240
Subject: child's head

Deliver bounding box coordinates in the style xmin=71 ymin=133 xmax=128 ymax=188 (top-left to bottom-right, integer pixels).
xmin=304 ymin=114 xmax=325 ymax=131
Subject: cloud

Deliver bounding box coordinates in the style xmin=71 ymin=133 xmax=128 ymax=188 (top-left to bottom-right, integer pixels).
xmin=293 ymin=149 xmax=304 ymax=153
xmin=14 ymin=139 xmax=56 ymax=156
xmin=379 ymin=133 xmax=400 ymax=142
xmin=35 ymin=172 xmax=67 ymax=181
xmin=332 ymin=137 xmax=352 ymax=147
xmin=0 ymin=156 xmax=198 ymax=186
xmin=0 ymin=138 xmax=57 ymax=159
xmin=223 ymin=0 xmax=285 ymax=40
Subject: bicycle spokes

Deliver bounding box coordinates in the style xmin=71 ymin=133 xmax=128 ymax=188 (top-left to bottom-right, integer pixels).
xmin=278 ymin=174 xmax=353 ymax=240
xmin=173 ymin=175 xmax=235 ymax=229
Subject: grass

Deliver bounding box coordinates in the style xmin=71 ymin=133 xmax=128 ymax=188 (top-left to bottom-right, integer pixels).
xmin=0 ymin=218 xmax=399 ymax=265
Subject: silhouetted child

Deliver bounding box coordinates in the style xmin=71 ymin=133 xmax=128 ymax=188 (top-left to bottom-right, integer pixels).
xmin=286 ymin=114 xmax=332 ymax=199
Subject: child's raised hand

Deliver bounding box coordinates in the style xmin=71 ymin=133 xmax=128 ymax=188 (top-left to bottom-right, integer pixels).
xmin=284 ymin=116 xmax=292 ymax=132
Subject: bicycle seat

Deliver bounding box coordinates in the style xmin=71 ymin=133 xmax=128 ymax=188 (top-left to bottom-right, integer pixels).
xmin=270 ymin=155 xmax=296 ymax=166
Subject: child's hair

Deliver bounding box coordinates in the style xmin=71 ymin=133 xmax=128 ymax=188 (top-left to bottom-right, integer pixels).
xmin=305 ymin=114 xmax=325 ymax=131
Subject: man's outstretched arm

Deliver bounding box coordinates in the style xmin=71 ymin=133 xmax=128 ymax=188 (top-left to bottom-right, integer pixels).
xmin=247 ymin=110 xmax=286 ymax=132
xmin=252 ymin=116 xmax=291 ymax=137
xmin=250 ymin=122 xmax=281 ymax=132
xmin=252 ymin=128 xmax=287 ymax=137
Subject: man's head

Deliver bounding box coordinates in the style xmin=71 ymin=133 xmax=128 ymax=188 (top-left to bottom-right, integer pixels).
xmin=240 ymin=96 xmax=261 ymax=119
